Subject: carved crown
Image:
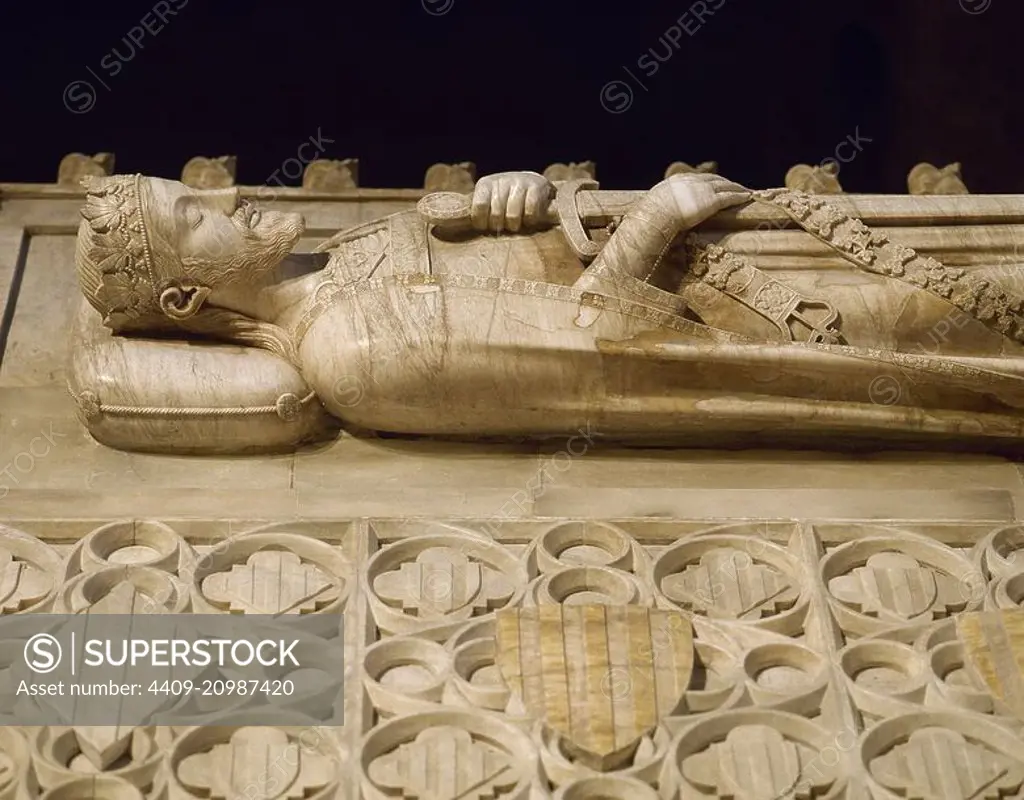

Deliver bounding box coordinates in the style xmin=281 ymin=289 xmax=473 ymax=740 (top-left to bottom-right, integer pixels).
xmin=78 ymin=174 xmax=158 ymax=328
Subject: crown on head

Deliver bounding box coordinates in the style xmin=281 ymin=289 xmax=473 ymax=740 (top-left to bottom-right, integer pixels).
xmin=79 ymin=174 xmax=158 ymax=328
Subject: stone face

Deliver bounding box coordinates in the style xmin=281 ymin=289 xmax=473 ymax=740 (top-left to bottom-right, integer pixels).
xmin=58 ymin=169 xmax=1024 ymax=454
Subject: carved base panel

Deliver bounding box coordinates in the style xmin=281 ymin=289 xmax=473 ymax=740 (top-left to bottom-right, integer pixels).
xmin=1 ymin=517 xmax=1023 ymax=798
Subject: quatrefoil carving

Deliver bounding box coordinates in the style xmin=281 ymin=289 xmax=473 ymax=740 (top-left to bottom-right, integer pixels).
xmin=829 ymin=552 xmax=965 ymax=624
xmin=662 ymin=548 xmax=798 ymax=620
xmin=870 ymin=727 xmax=1024 ymax=799
xmin=178 ymin=727 xmax=335 ymax=800
xmin=374 ymin=546 xmax=515 ymax=619
xmin=368 ymin=725 xmax=516 ymax=800
xmin=202 ymin=550 xmax=343 ymax=614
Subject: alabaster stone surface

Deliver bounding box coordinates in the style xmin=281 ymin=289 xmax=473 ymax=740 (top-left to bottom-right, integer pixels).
xmin=55 ymin=168 xmax=1024 ymax=455
xmin=1 ymin=516 xmax=1024 ymax=798
xmin=5 ymin=164 xmax=1024 ymax=799
xmin=180 ymin=155 xmax=237 ymax=189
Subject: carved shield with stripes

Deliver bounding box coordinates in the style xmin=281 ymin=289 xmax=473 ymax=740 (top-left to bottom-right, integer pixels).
xmin=958 ymin=610 xmax=1024 ymax=722
xmin=495 ymin=604 xmax=693 ymax=771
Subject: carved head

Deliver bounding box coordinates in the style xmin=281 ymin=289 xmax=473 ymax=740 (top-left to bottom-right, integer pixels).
xmin=76 ymin=175 xmax=304 ymax=331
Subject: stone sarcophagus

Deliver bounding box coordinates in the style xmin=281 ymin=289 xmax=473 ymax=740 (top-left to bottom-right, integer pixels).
xmin=3 ymin=160 xmax=1024 ymax=799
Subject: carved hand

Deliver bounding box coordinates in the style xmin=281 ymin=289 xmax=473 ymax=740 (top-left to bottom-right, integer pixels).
xmin=656 ymin=173 xmax=751 ymax=230
xmin=471 ymin=171 xmax=555 ymax=233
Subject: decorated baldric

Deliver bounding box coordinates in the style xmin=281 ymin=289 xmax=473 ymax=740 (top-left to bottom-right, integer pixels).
xmin=752 ymin=188 xmax=1024 ymax=344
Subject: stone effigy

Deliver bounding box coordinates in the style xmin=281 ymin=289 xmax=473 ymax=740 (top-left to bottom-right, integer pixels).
xmin=67 ymin=170 xmax=1024 ymax=454
xmin=3 ymin=161 xmax=1024 ymax=799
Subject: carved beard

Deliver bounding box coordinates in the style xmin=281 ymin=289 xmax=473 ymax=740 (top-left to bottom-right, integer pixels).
xmin=192 ymin=212 xmax=305 ymax=289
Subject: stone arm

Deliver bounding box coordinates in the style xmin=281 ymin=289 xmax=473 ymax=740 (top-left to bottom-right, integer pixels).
xmin=572 ymin=173 xmax=750 ymax=306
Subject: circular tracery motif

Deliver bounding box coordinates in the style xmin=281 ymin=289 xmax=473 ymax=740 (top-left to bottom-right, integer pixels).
xmin=33 ymin=726 xmax=166 ymax=793
xmin=0 ymin=524 xmax=61 ymax=614
xmin=56 ymin=565 xmax=190 ymax=614
xmin=65 ymin=519 xmax=192 ymax=580
xmin=533 ymin=521 xmax=639 ymax=574
xmin=364 ymin=637 xmax=452 ymax=718
xmin=530 ymin=565 xmax=651 ymax=606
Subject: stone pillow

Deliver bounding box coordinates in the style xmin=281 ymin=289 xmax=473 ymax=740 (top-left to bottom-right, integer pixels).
xmin=68 ymin=299 xmax=331 ymax=454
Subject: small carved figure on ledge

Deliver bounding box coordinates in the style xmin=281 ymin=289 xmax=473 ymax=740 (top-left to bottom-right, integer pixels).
xmin=543 ymin=162 xmax=596 ymax=182
xmin=664 ymin=161 xmax=717 ymax=179
xmin=303 ymin=158 xmax=359 ymax=191
xmin=70 ymin=169 xmax=1024 ymax=454
xmin=181 ymin=155 xmax=237 ymax=189
xmin=57 ymin=152 xmax=115 ymax=185
xmin=785 ymin=162 xmax=843 ymax=194
xmin=908 ymin=162 xmax=970 ymax=195
xmin=423 ymin=162 xmax=476 ymax=192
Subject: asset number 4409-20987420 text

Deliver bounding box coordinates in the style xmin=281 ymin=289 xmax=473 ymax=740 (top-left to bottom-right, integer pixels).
xmin=147 ymin=679 xmax=296 ymax=696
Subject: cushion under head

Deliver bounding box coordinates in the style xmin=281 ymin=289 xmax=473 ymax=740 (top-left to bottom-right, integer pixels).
xmin=68 ymin=299 xmax=332 ymax=454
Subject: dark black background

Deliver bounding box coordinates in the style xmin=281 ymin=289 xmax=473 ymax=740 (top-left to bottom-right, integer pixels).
xmin=3 ymin=0 xmax=1021 ymax=191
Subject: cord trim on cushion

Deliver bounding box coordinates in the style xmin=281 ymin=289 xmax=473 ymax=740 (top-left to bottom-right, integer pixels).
xmin=67 ymin=386 xmax=318 ymax=423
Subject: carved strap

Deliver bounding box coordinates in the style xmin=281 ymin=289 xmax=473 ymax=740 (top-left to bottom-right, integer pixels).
xmin=683 ymin=244 xmax=844 ymax=345
xmin=753 ymin=188 xmax=1024 ymax=343
xmin=292 ymin=271 xmax=750 ymax=347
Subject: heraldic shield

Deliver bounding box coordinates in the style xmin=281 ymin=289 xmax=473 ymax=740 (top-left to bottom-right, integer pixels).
xmin=495 ymin=604 xmax=694 ymax=771
xmin=958 ymin=610 xmax=1024 ymax=723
